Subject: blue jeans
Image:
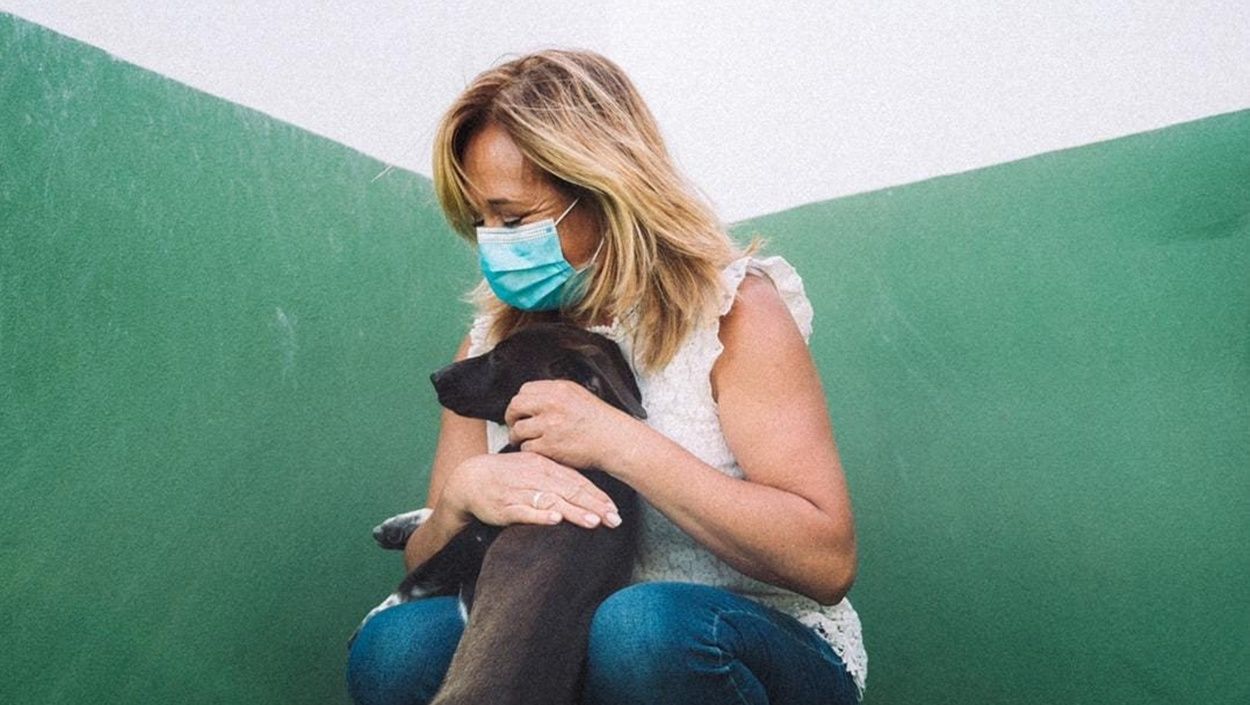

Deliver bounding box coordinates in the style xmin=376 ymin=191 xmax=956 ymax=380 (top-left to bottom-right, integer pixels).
xmin=346 ymin=581 xmax=858 ymax=705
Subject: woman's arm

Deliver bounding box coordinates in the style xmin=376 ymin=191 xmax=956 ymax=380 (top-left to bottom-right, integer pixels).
xmin=506 ymin=275 xmax=857 ymax=604
xmin=403 ymin=334 xmax=488 ymax=573
xmin=626 ymin=274 xmax=857 ymax=604
xmin=404 ymin=333 xmax=625 ymax=573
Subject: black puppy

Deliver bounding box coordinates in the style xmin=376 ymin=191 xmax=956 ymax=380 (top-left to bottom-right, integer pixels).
xmin=361 ymin=322 xmax=646 ymax=705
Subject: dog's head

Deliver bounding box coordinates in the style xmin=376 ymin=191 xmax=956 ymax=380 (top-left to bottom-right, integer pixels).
xmin=429 ymin=322 xmax=646 ymax=425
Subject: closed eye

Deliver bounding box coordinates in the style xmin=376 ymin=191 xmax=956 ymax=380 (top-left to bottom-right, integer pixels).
xmin=472 ymin=218 xmax=525 ymax=228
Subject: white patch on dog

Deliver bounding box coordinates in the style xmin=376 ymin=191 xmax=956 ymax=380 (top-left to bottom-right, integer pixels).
xmin=353 ymin=592 xmax=403 ymax=639
xmin=351 ymin=507 xmax=448 ymax=646
xmin=372 ymin=507 xmax=434 ymax=548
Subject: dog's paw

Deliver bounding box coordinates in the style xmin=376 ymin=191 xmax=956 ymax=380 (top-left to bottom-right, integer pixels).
xmin=371 ymin=508 xmax=433 ymax=549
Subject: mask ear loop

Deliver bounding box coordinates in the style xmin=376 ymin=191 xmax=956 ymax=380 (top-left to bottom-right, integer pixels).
xmin=575 ymin=236 xmax=606 ymax=273
xmin=556 ymin=197 xmax=603 ymax=273
xmin=554 ymin=198 xmax=579 ymax=225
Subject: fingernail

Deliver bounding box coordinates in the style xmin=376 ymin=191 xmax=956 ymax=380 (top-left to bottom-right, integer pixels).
xmin=548 ymin=512 xmax=561 ymax=523
xmin=584 ymin=513 xmax=600 ymax=527
xmin=605 ymin=512 xmax=622 ymax=528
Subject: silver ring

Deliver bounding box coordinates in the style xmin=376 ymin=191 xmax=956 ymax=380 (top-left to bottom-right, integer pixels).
xmin=531 ymin=490 xmax=544 ymax=509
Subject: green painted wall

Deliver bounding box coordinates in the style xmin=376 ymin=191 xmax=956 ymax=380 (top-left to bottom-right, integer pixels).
xmin=0 ymin=15 xmax=477 ymax=703
xmin=730 ymin=108 xmax=1250 ymax=702
xmin=3 ymin=14 xmax=1247 ymax=705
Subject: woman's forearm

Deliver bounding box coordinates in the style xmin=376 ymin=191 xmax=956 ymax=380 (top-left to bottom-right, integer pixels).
xmin=607 ymin=422 xmax=856 ymax=605
xmin=402 ymin=504 xmax=472 ymax=574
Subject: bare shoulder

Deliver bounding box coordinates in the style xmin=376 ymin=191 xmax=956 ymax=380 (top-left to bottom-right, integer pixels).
xmin=711 ymin=272 xmax=810 ymax=402
xmin=720 ymin=273 xmax=799 ymax=336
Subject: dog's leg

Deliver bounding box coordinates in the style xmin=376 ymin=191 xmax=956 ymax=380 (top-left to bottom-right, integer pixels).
xmin=431 ymin=473 xmax=638 ymax=705
xmin=372 ymin=508 xmax=434 ymax=550
xmin=396 ymin=521 xmax=500 ymax=602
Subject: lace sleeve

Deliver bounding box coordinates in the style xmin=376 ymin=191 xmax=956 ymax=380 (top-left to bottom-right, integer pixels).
xmin=467 ymin=310 xmax=494 ymax=356
xmin=719 ymin=255 xmax=815 ymax=343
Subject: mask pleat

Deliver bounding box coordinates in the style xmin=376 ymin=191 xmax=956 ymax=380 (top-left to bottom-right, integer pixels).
xmin=474 ymin=203 xmax=585 ymax=311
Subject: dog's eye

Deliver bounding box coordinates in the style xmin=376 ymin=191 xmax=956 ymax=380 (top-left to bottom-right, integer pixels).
xmin=552 ymin=357 xmax=595 ymax=385
xmin=557 ymin=358 xmax=599 ymax=388
xmin=578 ymin=376 xmax=602 ymax=397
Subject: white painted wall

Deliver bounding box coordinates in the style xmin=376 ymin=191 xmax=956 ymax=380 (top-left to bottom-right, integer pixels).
xmin=5 ymin=1 xmax=1248 ymax=222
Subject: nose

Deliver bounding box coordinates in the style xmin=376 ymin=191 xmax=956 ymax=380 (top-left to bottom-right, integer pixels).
xmin=430 ymin=363 xmax=454 ymax=390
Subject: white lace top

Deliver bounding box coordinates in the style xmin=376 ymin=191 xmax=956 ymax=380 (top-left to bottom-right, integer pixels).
xmin=468 ymin=255 xmax=867 ymax=697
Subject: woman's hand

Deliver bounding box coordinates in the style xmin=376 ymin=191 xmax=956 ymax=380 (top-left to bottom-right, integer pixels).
xmin=504 ymin=380 xmax=642 ymax=471
xmin=440 ymin=451 xmax=622 ymax=530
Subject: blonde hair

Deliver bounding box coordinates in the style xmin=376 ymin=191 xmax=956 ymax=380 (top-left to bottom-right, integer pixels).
xmin=432 ymin=49 xmax=755 ymax=373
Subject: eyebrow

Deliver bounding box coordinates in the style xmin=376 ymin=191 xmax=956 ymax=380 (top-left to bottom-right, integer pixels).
xmin=468 ymin=197 xmax=525 ymax=215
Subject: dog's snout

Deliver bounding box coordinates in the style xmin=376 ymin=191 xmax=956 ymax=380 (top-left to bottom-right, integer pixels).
xmin=430 ymin=364 xmax=453 ymax=390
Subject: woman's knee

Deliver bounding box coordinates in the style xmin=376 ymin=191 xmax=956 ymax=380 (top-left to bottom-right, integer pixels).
xmin=586 ymin=583 xmax=721 ymax=675
xmin=345 ymin=597 xmax=463 ymax=705
xmin=585 ymin=582 xmax=773 ymax=704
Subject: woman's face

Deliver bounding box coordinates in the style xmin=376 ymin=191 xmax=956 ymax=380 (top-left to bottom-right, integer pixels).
xmin=462 ymin=121 xmax=601 ymax=268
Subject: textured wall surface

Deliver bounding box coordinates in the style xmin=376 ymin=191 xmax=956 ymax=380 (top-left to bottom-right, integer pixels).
xmin=730 ymin=106 xmax=1249 ymax=703
xmin=1 ymin=16 xmax=478 ymax=703
xmin=3 ymin=14 xmax=1247 ymax=704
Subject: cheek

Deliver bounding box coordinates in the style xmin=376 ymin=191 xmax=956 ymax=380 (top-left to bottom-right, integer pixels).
xmin=558 ymin=213 xmax=600 ymax=267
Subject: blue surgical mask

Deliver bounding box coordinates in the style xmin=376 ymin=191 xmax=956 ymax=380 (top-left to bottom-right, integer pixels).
xmin=475 ymin=198 xmax=601 ymax=311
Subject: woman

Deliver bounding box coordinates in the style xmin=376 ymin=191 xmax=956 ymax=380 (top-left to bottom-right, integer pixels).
xmin=347 ymin=49 xmax=866 ymax=704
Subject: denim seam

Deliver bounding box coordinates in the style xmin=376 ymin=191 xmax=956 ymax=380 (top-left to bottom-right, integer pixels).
xmin=710 ymin=609 xmax=756 ymax=705
xmin=710 ymin=605 xmax=850 ymax=703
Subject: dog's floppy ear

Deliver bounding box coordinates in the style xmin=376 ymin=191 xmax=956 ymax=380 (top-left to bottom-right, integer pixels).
xmin=569 ymin=343 xmax=647 ymax=419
